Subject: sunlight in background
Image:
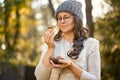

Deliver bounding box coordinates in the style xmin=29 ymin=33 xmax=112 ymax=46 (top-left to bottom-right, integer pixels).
xmin=31 ymin=1 xmax=38 ymax=9
xmin=35 ymin=13 xmax=42 ymax=19
xmin=92 ymin=0 xmax=111 ymax=21
xmin=92 ymin=0 xmax=103 ymax=18
xmin=1 ymin=43 xmax=6 ymax=50
xmin=41 ymin=0 xmax=49 ymax=5
xmin=0 ymin=0 xmax=4 ymax=3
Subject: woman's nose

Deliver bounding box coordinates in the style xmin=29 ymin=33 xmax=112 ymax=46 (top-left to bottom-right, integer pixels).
xmin=61 ymin=18 xmax=65 ymax=23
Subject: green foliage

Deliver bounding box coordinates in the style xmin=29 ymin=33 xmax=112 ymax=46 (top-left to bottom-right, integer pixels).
xmin=0 ymin=0 xmax=43 ymax=67
xmin=95 ymin=0 xmax=120 ymax=80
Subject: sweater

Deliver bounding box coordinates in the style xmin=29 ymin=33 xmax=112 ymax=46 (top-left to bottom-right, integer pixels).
xmin=34 ymin=37 xmax=101 ymax=80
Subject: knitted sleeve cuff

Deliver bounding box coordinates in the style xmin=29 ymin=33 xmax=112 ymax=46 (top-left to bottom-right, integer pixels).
xmin=80 ymin=70 xmax=101 ymax=80
xmin=34 ymin=63 xmax=51 ymax=80
xmin=80 ymin=71 xmax=96 ymax=80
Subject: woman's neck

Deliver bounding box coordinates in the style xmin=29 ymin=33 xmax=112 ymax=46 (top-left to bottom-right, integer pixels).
xmin=63 ymin=32 xmax=74 ymax=43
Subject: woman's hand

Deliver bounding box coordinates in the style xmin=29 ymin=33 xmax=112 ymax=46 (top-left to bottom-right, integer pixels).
xmin=49 ymin=59 xmax=72 ymax=69
xmin=44 ymin=28 xmax=56 ymax=48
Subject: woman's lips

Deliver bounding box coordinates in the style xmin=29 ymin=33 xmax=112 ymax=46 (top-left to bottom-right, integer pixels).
xmin=60 ymin=25 xmax=67 ymax=28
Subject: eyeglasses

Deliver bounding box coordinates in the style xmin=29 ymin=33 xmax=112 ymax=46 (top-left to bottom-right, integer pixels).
xmin=57 ymin=16 xmax=73 ymax=23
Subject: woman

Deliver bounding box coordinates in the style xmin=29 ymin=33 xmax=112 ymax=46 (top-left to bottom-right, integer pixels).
xmin=34 ymin=0 xmax=101 ymax=80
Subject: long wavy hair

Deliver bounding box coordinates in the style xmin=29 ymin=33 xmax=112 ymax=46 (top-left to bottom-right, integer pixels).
xmin=54 ymin=14 xmax=90 ymax=59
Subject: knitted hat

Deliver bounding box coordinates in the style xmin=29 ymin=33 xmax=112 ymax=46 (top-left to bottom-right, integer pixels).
xmin=55 ymin=0 xmax=83 ymax=22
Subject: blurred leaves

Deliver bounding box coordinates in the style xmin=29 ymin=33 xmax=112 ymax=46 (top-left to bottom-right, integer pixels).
xmin=0 ymin=0 xmax=43 ymax=67
xmin=95 ymin=0 xmax=120 ymax=80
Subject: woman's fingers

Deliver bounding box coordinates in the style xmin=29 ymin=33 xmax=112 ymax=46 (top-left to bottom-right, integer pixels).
xmin=49 ymin=60 xmax=59 ymax=68
xmin=46 ymin=31 xmax=54 ymax=43
xmin=49 ymin=59 xmax=72 ymax=68
xmin=44 ymin=29 xmax=52 ymax=41
xmin=50 ymin=32 xmax=56 ymax=43
xmin=58 ymin=60 xmax=70 ymax=66
xmin=44 ymin=28 xmax=55 ymax=44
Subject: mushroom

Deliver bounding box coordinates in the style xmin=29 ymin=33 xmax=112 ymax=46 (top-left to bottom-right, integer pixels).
xmin=49 ymin=56 xmax=64 ymax=64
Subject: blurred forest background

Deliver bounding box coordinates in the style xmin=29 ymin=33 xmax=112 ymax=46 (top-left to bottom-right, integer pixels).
xmin=0 ymin=0 xmax=120 ymax=80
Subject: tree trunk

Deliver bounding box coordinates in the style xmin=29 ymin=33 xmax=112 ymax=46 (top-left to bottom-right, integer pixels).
xmin=48 ymin=0 xmax=55 ymax=17
xmin=13 ymin=8 xmax=20 ymax=47
xmin=4 ymin=1 xmax=12 ymax=50
xmin=85 ymin=0 xmax=94 ymax=37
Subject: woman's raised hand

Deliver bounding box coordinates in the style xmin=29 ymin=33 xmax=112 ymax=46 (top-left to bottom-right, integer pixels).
xmin=44 ymin=27 xmax=56 ymax=48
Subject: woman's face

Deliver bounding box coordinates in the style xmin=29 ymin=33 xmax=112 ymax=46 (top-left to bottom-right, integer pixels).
xmin=57 ymin=12 xmax=74 ymax=34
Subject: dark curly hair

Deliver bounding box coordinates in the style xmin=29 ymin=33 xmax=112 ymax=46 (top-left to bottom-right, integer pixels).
xmin=54 ymin=15 xmax=90 ymax=59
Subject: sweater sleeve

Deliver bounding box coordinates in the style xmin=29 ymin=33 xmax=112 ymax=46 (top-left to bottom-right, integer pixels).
xmin=34 ymin=44 xmax=52 ymax=80
xmin=80 ymin=40 xmax=101 ymax=80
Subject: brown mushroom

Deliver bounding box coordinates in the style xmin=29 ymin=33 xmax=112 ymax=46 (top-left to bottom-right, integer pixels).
xmin=49 ymin=56 xmax=64 ymax=64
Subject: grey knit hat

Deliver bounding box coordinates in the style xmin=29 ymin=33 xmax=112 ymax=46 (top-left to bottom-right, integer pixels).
xmin=55 ymin=0 xmax=83 ymax=22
